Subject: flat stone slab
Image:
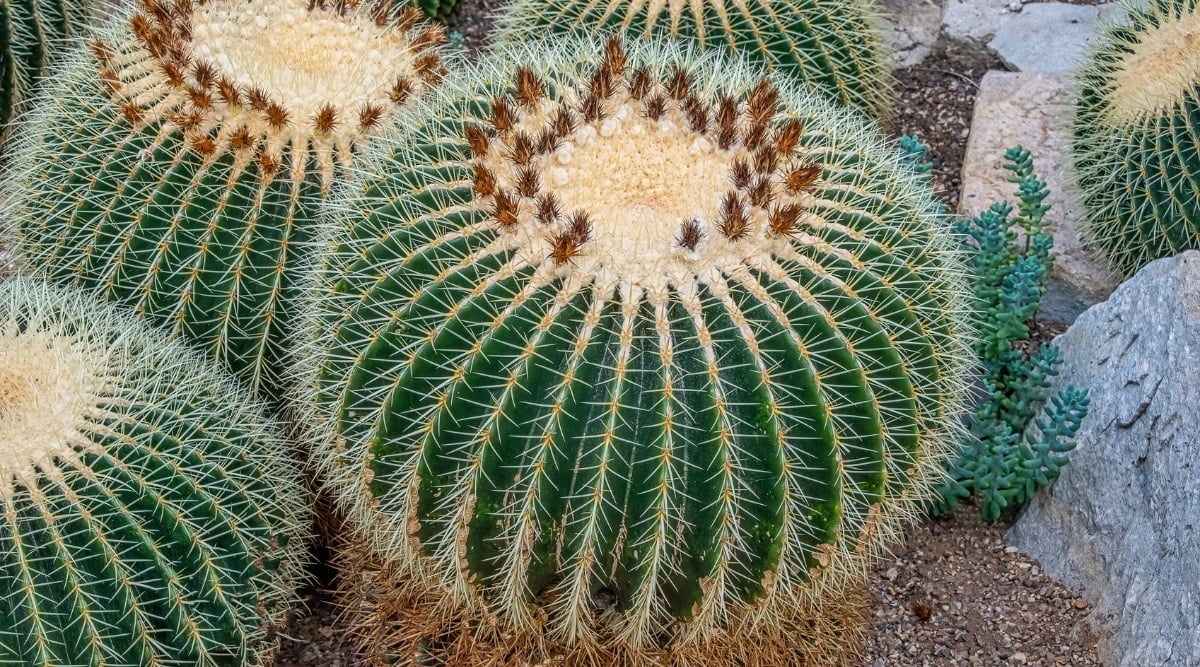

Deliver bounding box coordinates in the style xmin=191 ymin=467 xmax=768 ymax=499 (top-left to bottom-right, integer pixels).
xmin=993 ymin=3 xmax=1104 ymax=73
xmin=876 ymin=0 xmax=944 ymax=68
xmin=938 ymin=0 xmax=1021 ymax=64
xmin=989 ymin=3 xmax=1108 ymax=73
xmin=1007 ymin=252 xmax=1200 ymax=667
xmin=939 ymin=0 xmax=1125 ymax=68
xmin=959 ymin=70 xmax=1119 ymax=322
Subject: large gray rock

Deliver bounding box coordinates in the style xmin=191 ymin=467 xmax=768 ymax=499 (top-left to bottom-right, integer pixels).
xmin=988 ymin=3 xmax=1111 ymax=73
xmin=1007 ymin=252 xmax=1200 ymax=667
xmin=876 ymin=0 xmax=944 ymax=68
xmin=960 ymin=70 xmax=1119 ymax=322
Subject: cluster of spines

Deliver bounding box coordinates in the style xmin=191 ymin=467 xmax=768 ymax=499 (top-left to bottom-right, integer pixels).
xmin=490 ymin=0 xmax=892 ymax=118
xmin=1 ymin=0 xmax=97 ymax=129
xmin=467 ymin=38 xmax=825 ymax=265
xmin=98 ymin=0 xmax=444 ymax=149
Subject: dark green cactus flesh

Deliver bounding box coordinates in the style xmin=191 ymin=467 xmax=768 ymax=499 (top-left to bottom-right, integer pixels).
xmin=491 ymin=0 xmax=892 ymax=119
xmin=412 ymin=0 xmax=463 ymax=22
xmin=4 ymin=0 xmax=447 ymax=398
xmin=0 ymin=0 xmax=95 ymax=128
xmin=0 ymin=276 xmax=309 ymax=666
xmin=302 ymin=37 xmax=972 ymax=650
xmin=1072 ymin=0 xmax=1200 ymax=276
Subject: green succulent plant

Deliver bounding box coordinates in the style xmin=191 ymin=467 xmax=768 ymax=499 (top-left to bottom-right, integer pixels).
xmin=926 ymin=145 xmax=1090 ymax=523
xmin=1071 ymin=0 xmax=1200 ymax=276
xmin=490 ymin=0 xmax=892 ymax=119
xmin=2 ymin=0 xmax=448 ymax=399
xmin=1 ymin=0 xmax=96 ymax=130
xmin=299 ymin=36 xmax=973 ymax=665
xmin=0 ymin=275 xmax=309 ymax=666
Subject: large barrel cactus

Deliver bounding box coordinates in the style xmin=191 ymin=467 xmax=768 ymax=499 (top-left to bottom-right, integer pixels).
xmin=491 ymin=0 xmax=892 ymax=119
xmin=300 ymin=36 xmax=972 ymax=665
xmin=1 ymin=0 xmax=96 ymax=130
xmin=0 ymin=275 xmax=309 ymax=665
xmin=2 ymin=0 xmax=447 ymax=398
xmin=1071 ymin=0 xmax=1200 ymax=276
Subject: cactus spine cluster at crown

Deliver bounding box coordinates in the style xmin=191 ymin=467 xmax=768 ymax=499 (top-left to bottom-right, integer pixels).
xmin=3 ymin=0 xmax=447 ymax=398
xmin=0 ymin=276 xmax=309 ymax=666
xmin=299 ymin=35 xmax=973 ymax=660
xmin=1 ymin=0 xmax=96 ymax=130
xmin=1071 ymin=0 xmax=1200 ymax=276
xmin=491 ymin=0 xmax=892 ymax=119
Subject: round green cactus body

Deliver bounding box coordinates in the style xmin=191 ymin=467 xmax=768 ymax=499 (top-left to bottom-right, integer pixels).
xmin=3 ymin=0 xmax=447 ymax=398
xmin=301 ymin=36 xmax=971 ymax=660
xmin=491 ymin=0 xmax=892 ymax=119
xmin=0 ymin=0 xmax=96 ymax=129
xmin=0 ymin=275 xmax=309 ymax=666
xmin=1072 ymin=0 xmax=1200 ymax=276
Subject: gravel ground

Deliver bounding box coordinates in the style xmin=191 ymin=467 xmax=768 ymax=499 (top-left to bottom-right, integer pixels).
xmin=866 ymin=507 xmax=1100 ymax=666
xmin=274 ymin=5 xmax=1101 ymax=666
xmin=890 ymin=53 xmax=1000 ymax=213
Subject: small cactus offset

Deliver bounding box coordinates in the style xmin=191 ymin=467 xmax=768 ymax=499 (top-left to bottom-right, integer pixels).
xmin=0 ymin=276 xmax=309 ymax=665
xmin=0 ymin=0 xmax=96 ymax=130
xmin=2 ymin=0 xmax=448 ymax=398
xmin=300 ymin=36 xmax=973 ymax=664
xmin=931 ymin=147 xmax=1090 ymax=523
xmin=490 ymin=0 xmax=892 ymax=119
xmin=1071 ymin=0 xmax=1200 ymax=276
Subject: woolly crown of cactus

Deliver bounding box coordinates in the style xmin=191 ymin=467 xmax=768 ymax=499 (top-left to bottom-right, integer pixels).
xmin=2 ymin=0 xmax=447 ymax=397
xmin=1071 ymin=0 xmax=1200 ymax=275
xmin=0 ymin=275 xmax=309 ymax=666
xmin=1 ymin=0 xmax=96 ymax=130
xmin=490 ymin=0 xmax=892 ymax=119
xmin=299 ymin=35 xmax=972 ymax=662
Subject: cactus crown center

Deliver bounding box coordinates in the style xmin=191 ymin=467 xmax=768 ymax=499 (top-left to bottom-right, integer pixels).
xmin=468 ymin=38 xmax=822 ymax=297
xmin=0 ymin=324 xmax=98 ymax=501
xmin=1104 ymin=5 xmax=1200 ymax=124
xmin=95 ymin=0 xmax=445 ymax=187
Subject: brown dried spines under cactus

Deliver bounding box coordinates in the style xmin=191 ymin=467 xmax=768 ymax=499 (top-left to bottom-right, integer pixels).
xmin=331 ymin=534 xmax=871 ymax=667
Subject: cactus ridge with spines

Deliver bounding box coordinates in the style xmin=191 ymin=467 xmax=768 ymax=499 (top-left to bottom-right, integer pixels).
xmin=491 ymin=0 xmax=892 ymax=119
xmin=1071 ymin=0 xmax=1200 ymax=276
xmin=0 ymin=276 xmax=309 ymax=666
xmin=2 ymin=0 xmax=448 ymax=398
xmin=299 ymin=36 xmax=973 ymax=657
xmin=0 ymin=0 xmax=96 ymax=129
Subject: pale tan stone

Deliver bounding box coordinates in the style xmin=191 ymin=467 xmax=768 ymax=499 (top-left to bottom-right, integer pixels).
xmin=960 ymin=70 xmax=1119 ymax=321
